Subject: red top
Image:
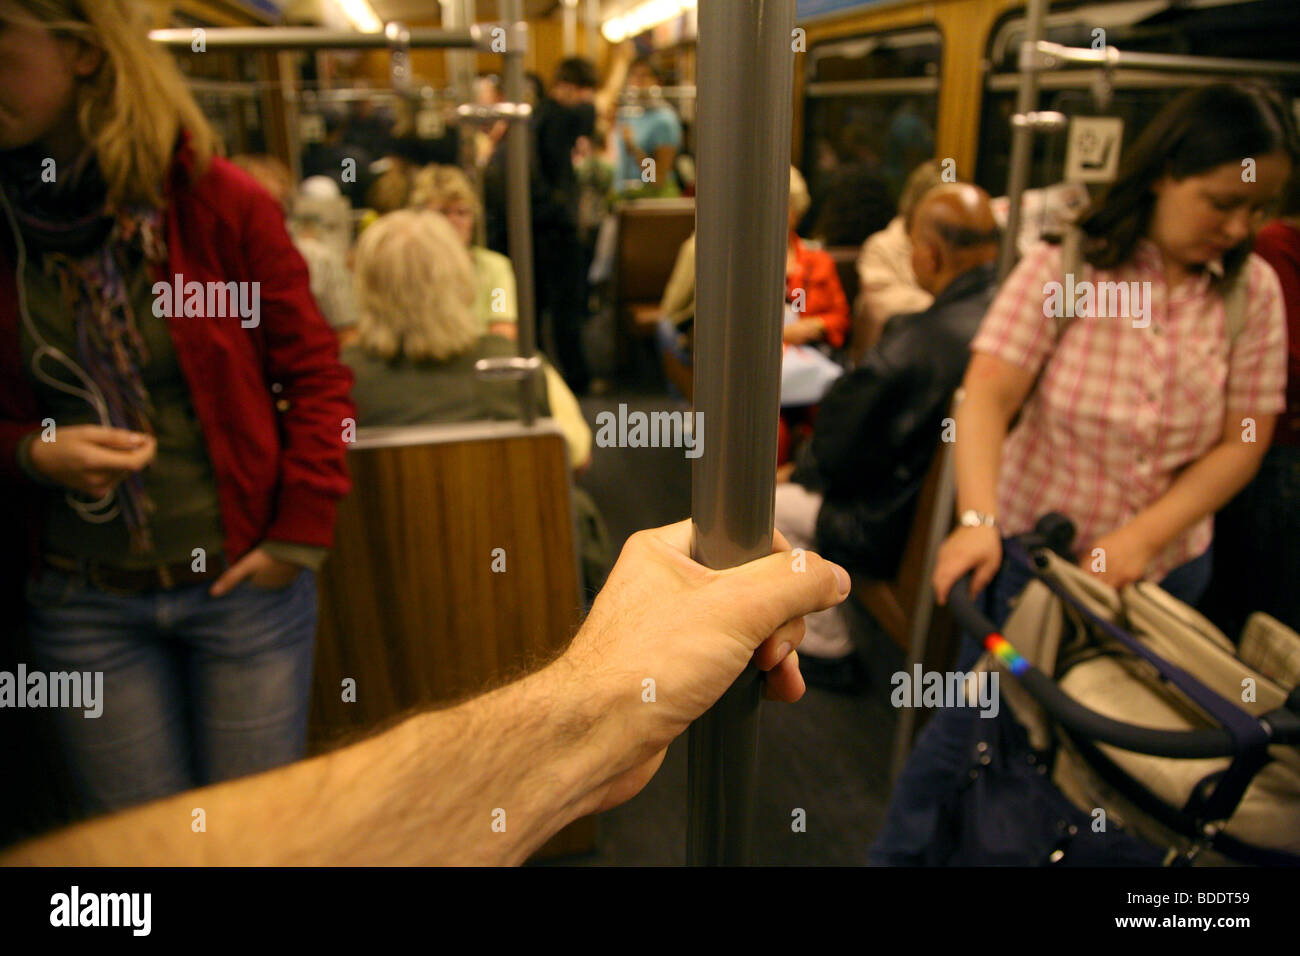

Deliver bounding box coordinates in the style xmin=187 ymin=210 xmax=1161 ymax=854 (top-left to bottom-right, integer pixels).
xmin=1252 ymin=220 xmax=1300 ymax=448
xmin=0 ymin=142 xmax=355 ymax=568
xmin=785 ymin=234 xmax=851 ymax=349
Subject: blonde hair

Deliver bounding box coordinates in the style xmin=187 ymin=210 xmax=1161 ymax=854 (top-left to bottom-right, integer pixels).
xmin=352 ymin=210 xmax=480 ymax=362
xmin=15 ymin=0 xmax=218 ymax=210
xmin=789 ymin=166 xmax=810 ymax=219
xmin=409 ymin=164 xmax=481 ymax=222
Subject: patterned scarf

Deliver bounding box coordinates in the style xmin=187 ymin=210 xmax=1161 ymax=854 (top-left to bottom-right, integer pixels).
xmin=3 ymin=146 xmax=167 ymax=553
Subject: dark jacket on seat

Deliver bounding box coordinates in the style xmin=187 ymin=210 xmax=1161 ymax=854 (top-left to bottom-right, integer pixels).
xmin=799 ymin=262 xmax=997 ymax=578
xmin=344 ymin=334 xmax=549 ymax=427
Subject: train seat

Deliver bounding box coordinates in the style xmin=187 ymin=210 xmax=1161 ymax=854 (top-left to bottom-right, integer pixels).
xmin=613 ymin=198 xmax=696 ymax=362
xmin=848 ymin=435 xmax=955 ymax=665
xmin=824 ymin=245 xmax=861 ymax=309
xmin=309 ymin=419 xmax=594 ymax=857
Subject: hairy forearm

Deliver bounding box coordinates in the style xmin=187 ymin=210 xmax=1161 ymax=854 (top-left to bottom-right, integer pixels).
xmin=1130 ymin=432 xmax=1269 ymax=555
xmin=2 ymin=657 xmax=620 ymax=866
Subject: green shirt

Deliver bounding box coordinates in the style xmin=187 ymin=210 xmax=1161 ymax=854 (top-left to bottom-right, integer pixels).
xmin=472 ymin=246 xmax=518 ymax=332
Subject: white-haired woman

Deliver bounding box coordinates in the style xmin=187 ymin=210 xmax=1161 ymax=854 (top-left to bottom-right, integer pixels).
xmin=0 ymin=0 xmax=354 ymax=818
xmin=345 ymin=209 xmax=608 ymax=597
xmin=346 ymin=209 xmax=590 ymax=470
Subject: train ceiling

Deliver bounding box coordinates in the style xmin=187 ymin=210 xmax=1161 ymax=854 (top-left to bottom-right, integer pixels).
xmin=291 ymin=1 xmax=639 ymax=27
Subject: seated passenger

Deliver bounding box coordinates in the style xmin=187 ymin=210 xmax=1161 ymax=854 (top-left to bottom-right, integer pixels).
xmin=652 ymin=168 xmax=851 ymax=440
xmin=655 ymin=232 xmax=696 ymax=401
xmin=346 ymin=210 xmax=609 ymax=597
xmin=780 ymin=166 xmax=852 ymax=462
xmin=289 ymin=177 xmax=360 ymax=340
xmin=854 ymin=160 xmax=943 ymax=351
xmin=344 ymin=210 xmax=589 ymax=469
xmin=784 ymin=165 xmax=851 ymax=351
xmin=410 ymin=164 xmax=518 ymax=340
xmin=773 ymin=184 xmax=1000 ymax=682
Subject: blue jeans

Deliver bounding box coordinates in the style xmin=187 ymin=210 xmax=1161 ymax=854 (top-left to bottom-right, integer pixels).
xmin=869 ymin=544 xmax=1212 ymax=866
xmin=656 ymin=318 xmax=692 ymax=401
xmin=24 ymin=567 xmax=318 ymax=817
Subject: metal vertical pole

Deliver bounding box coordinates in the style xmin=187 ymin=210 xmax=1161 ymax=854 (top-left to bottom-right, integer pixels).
xmin=502 ymin=0 xmax=538 ymax=424
xmin=996 ymin=0 xmax=1050 ymax=281
xmin=562 ymin=0 xmax=578 ymax=56
xmin=687 ymin=0 xmax=797 ymax=867
xmin=444 ymin=0 xmax=477 ymax=108
xmin=585 ymin=0 xmax=599 ymax=57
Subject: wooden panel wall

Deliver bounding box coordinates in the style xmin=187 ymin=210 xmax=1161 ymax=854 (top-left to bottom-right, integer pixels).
xmin=311 ymin=432 xmax=582 ymax=739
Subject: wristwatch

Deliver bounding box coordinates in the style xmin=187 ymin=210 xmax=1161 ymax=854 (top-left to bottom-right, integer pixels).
xmin=959 ymin=509 xmax=998 ymax=529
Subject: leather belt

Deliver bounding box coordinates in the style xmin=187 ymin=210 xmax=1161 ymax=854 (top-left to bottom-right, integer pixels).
xmin=43 ymin=552 xmax=229 ymax=594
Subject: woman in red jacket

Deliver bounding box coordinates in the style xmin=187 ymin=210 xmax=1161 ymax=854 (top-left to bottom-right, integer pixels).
xmin=0 ymin=1 xmax=353 ymax=816
xmin=785 ymin=165 xmax=851 ymax=349
xmin=779 ymin=166 xmax=850 ymax=462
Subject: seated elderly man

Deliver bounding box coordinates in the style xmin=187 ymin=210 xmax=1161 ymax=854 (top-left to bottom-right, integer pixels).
xmin=775 ymin=183 xmax=1001 ymax=688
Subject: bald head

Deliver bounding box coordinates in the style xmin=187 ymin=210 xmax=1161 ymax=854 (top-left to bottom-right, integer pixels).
xmin=908 ymin=183 xmax=1000 ymax=297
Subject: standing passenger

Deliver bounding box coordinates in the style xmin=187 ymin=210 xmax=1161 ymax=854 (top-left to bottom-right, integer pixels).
xmin=874 ymin=83 xmax=1298 ymax=865
xmin=613 ymin=57 xmax=683 ymax=199
xmin=1201 ymin=173 xmax=1300 ymax=635
xmin=0 ymin=1 xmax=354 ymax=817
xmin=486 ymin=58 xmax=597 ymax=395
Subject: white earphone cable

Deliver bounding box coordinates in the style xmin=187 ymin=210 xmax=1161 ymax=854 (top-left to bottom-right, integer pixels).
xmin=0 ymin=182 xmax=121 ymax=523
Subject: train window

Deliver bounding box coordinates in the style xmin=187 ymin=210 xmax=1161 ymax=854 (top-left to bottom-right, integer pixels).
xmin=801 ymin=28 xmax=941 ymax=245
xmin=976 ymin=0 xmax=1300 ymax=195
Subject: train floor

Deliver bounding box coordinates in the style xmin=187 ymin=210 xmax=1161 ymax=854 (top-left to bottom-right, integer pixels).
xmin=562 ymin=383 xmax=906 ymax=865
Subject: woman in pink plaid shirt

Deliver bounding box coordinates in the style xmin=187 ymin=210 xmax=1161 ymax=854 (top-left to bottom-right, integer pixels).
xmin=873 ymin=84 xmax=1298 ymax=866
xmin=934 ymin=84 xmax=1297 ymax=613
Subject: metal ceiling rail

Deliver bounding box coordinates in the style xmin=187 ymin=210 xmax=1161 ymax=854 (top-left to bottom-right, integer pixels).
xmin=148 ymin=25 xmax=489 ymax=52
xmin=997 ymin=0 xmax=1049 ymax=281
xmin=1031 ymin=40 xmax=1300 ymax=79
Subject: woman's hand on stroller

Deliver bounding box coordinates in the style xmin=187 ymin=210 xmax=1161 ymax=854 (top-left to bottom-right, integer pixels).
xmin=1080 ymin=524 xmax=1157 ymax=591
xmin=933 ymin=525 xmax=1002 ymax=606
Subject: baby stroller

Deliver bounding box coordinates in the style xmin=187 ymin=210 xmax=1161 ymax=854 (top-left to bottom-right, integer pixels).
xmin=934 ymin=515 xmax=1300 ymax=866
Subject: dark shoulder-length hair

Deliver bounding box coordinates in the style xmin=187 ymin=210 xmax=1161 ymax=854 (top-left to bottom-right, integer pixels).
xmin=1076 ymin=82 xmax=1300 ymax=279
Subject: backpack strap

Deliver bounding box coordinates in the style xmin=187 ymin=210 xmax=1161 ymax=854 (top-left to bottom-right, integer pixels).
xmin=1056 ymin=224 xmax=1085 ymax=339
xmin=1220 ymin=263 xmax=1250 ymax=346
xmin=1059 ymin=224 xmax=1250 ymax=345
